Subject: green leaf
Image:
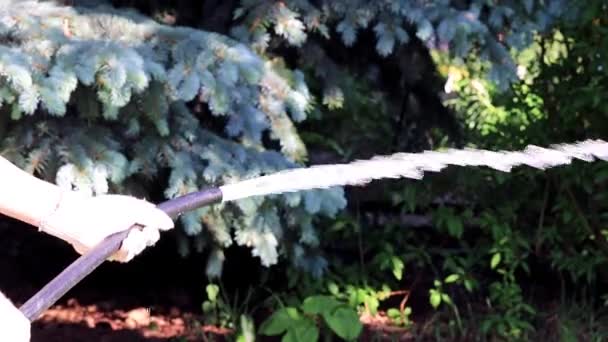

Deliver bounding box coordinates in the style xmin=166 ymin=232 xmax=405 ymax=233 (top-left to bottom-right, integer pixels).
xmin=464 ymin=279 xmax=474 ymax=292
xmin=285 ymin=307 xmax=301 ymax=320
xmin=490 ymin=253 xmax=502 ymax=269
xmin=302 ymin=295 xmax=340 ymax=315
xmin=364 ymin=295 xmax=380 ymax=315
xmin=429 ymin=290 xmax=442 ymax=308
xmin=391 ymin=257 xmax=404 ymax=280
xmin=259 ymin=307 xmax=298 ymax=336
xmin=201 ymin=301 xmax=215 ymax=313
xmin=282 ymin=318 xmax=319 ymax=342
xmin=447 ymin=216 xmax=464 ymax=238
xmin=444 ymin=274 xmax=460 ymax=283
xmin=328 ymin=282 xmax=340 ymax=295
xmin=441 ymin=293 xmax=453 ymax=305
xmin=238 ymin=315 xmax=255 ymax=342
xmin=206 ymin=284 xmax=220 ymax=302
xmin=323 ymin=306 xmax=362 ymax=340
xmin=355 ymin=288 xmax=368 ymax=305
xmin=386 ymin=308 xmax=401 ymax=319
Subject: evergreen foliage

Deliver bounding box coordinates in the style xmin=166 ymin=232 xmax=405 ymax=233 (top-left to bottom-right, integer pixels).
xmin=233 ymin=0 xmax=577 ymax=91
xmin=0 ymin=0 xmax=579 ymax=279
xmin=0 ymin=0 xmax=343 ymax=275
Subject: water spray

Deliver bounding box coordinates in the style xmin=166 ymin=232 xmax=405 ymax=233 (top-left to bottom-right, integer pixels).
xmin=20 ymin=139 xmax=608 ymax=320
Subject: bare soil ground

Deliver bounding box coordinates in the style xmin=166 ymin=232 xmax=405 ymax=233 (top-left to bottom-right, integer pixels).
xmin=0 ymin=217 xmax=232 ymax=341
xmin=32 ymin=300 xmax=231 ymax=341
xmin=0 ymin=217 xmax=415 ymax=341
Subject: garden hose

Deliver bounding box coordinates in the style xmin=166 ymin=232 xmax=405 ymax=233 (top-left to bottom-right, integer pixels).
xmin=19 ymin=139 xmax=608 ymax=321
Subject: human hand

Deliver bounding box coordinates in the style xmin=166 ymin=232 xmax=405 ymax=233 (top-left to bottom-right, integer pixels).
xmin=0 ymin=291 xmax=30 ymax=341
xmin=39 ymin=192 xmax=174 ymax=262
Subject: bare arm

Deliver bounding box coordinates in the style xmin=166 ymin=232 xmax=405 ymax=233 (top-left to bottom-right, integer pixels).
xmin=0 ymin=156 xmax=173 ymax=262
xmin=0 ymin=156 xmax=63 ymax=228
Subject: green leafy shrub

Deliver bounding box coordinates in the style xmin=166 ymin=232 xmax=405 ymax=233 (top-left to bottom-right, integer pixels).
xmin=260 ymin=295 xmax=362 ymax=341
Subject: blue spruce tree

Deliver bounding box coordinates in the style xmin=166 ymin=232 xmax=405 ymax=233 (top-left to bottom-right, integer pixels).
xmin=0 ymin=0 xmax=578 ymax=277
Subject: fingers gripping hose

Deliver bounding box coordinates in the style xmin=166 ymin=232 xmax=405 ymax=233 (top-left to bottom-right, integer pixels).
xmin=20 ymin=187 xmax=223 ymax=321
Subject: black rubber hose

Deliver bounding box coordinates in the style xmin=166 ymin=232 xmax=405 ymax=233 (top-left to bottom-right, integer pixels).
xmin=20 ymin=187 xmax=223 ymax=321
